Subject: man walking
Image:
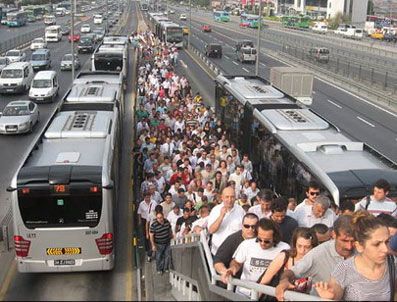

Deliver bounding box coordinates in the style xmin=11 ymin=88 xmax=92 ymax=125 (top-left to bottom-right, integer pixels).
xmin=150 ymin=211 xmax=173 ymax=275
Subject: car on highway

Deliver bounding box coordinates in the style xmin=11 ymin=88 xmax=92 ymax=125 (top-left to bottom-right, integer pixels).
xmin=29 ymin=70 xmax=59 ymax=102
xmin=180 ymin=13 xmax=187 ymax=20
xmin=60 ymin=53 xmax=81 ymax=71
xmin=30 ymin=38 xmax=48 ymax=51
xmin=93 ymin=28 xmax=106 ymax=41
xmin=169 ymin=9 xmax=175 ymax=14
xmin=30 ymin=49 xmax=51 ymax=71
xmin=78 ymin=35 xmax=96 ymax=53
xmin=0 ymin=62 xmax=34 ymax=94
xmin=60 ymin=25 xmax=71 ymax=35
xmin=384 ymin=31 xmax=397 ymax=42
xmin=182 ymin=25 xmax=189 ymax=35
xmin=370 ymin=32 xmax=384 ymax=40
xmin=5 ymin=49 xmax=26 ymax=63
xmin=205 ymin=43 xmax=222 ymax=58
xmin=0 ymin=100 xmax=39 ymax=135
xmin=201 ymin=24 xmax=212 ymax=32
xmin=311 ymin=22 xmax=328 ymax=34
xmin=0 ymin=57 xmax=11 ymax=72
xmin=307 ymin=47 xmax=329 ymax=63
xmin=68 ymin=32 xmax=81 ymax=42
xmin=81 ymin=24 xmax=91 ymax=33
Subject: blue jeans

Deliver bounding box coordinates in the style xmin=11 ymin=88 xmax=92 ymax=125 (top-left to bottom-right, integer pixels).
xmin=155 ymin=243 xmax=170 ymax=272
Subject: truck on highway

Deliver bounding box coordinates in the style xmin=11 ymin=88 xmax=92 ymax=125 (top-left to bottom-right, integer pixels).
xmin=270 ymin=67 xmax=314 ymax=106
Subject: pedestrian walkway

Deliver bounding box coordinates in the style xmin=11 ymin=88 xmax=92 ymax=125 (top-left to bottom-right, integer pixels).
xmin=144 ymin=262 xmax=175 ymax=301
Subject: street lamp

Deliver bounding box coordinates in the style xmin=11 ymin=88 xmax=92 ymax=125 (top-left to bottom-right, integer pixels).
xmin=255 ymin=0 xmax=262 ymax=76
xmin=70 ymin=0 xmax=75 ymax=80
xmin=188 ymin=0 xmax=191 ymax=49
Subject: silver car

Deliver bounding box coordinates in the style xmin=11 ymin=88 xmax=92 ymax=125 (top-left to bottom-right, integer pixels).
xmin=0 ymin=100 xmax=40 ymax=134
xmin=5 ymin=49 xmax=26 ymax=63
xmin=0 ymin=57 xmax=10 ymax=72
xmin=60 ymin=54 xmax=81 ymax=71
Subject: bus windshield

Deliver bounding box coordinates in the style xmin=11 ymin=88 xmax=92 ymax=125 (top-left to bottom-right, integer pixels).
xmin=166 ymin=27 xmax=183 ymax=42
xmin=94 ymin=53 xmax=123 ymax=71
xmin=18 ymin=188 xmax=102 ymax=229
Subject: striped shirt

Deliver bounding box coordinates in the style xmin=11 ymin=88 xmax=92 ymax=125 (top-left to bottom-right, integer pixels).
xmin=150 ymin=219 xmax=172 ymax=244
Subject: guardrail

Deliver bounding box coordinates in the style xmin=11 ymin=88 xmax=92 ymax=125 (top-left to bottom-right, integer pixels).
xmin=0 ymin=204 xmax=12 ymax=253
xmin=0 ymin=28 xmax=44 ymax=56
xmin=170 ymin=232 xmax=328 ymax=301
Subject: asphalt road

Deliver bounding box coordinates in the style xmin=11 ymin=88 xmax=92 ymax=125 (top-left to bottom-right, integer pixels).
xmin=166 ymin=10 xmax=397 ymax=164
xmin=0 ymin=1 xmax=138 ymax=300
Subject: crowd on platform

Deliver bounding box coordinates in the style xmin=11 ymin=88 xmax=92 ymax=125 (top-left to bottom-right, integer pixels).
xmin=132 ymin=30 xmax=397 ymax=301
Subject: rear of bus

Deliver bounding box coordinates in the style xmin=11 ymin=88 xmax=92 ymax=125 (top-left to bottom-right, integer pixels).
xmin=11 ymin=165 xmax=115 ymax=272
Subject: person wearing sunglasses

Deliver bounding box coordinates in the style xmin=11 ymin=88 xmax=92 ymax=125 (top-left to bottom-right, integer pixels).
xmin=214 ymin=213 xmax=259 ymax=284
xmin=223 ymin=218 xmax=290 ymax=297
xmin=296 ymin=195 xmax=337 ymax=229
xmin=292 ymin=181 xmax=321 ymax=220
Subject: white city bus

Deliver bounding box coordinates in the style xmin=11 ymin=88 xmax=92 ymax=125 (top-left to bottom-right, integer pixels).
xmin=8 ymin=72 xmax=121 ymax=273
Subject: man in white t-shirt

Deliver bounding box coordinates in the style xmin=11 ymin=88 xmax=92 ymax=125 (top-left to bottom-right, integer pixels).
xmin=167 ymin=205 xmax=182 ymax=236
xmin=355 ymin=178 xmax=397 ymax=217
xmin=291 ymin=181 xmax=321 ymax=220
xmin=208 ymin=187 xmax=245 ymax=255
xmin=296 ymin=195 xmax=336 ymax=228
xmin=224 ymin=218 xmax=290 ymax=297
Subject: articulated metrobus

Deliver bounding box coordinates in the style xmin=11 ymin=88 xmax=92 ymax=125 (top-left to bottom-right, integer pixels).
xmin=1 ymin=7 xmax=18 ymax=25
xmin=7 ymin=11 xmax=27 ymax=27
xmin=215 ymin=74 xmax=397 ymax=205
xmin=240 ymin=13 xmax=259 ymax=28
xmin=9 ymin=72 xmax=121 ymax=273
xmin=159 ymin=22 xmax=183 ymax=48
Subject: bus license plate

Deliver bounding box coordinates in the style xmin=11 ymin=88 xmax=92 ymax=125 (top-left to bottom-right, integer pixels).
xmin=54 ymin=259 xmax=75 ymax=266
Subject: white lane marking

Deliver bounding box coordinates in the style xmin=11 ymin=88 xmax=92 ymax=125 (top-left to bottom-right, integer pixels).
xmin=224 ymin=55 xmax=230 ymax=59
xmin=357 ymin=116 xmax=376 ymax=128
xmin=312 ymin=91 xmax=316 ymax=94
xmin=232 ymin=61 xmax=239 ymax=65
xmin=327 ymin=99 xmax=342 ymax=109
xmin=242 ymin=67 xmax=250 ymax=73
xmin=260 ymin=63 xmax=266 ymax=67
xmin=180 ymin=59 xmax=187 ymax=68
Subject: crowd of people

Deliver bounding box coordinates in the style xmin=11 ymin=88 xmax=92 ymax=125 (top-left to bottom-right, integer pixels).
xmin=132 ymin=30 xmax=397 ymax=301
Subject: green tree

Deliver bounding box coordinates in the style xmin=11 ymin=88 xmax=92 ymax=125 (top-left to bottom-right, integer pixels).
xmin=367 ymin=0 xmax=374 ymax=15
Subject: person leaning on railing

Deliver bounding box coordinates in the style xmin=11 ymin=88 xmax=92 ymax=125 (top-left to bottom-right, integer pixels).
xmin=314 ymin=210 xmax=396 ymax=301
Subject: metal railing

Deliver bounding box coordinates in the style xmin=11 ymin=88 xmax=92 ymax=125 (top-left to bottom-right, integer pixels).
xmin=0 ymin=28 xmax=44 ymax=55
xmin=171 ymin=232 xmax=327 ymax=301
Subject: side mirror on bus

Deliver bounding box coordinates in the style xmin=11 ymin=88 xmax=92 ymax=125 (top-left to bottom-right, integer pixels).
xmin=103 ymin=181 xmax=114 ymax=190
xmin=6 ymin=186 xmax=16 ymax=192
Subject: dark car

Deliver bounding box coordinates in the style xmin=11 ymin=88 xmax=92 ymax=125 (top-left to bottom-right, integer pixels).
xmin=384 ymin=32 xmax=397 ymax=43
xmin=205 ymin=43 xmax=222 ymax=58
xmin=78 ymin=35 xmax=95 ymax=53
xmin=61 ymin=26 xmax=70 ymax=35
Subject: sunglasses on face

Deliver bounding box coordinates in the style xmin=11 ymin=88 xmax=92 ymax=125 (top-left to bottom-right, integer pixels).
xmin=243 ymin=224 xmax=256 ymax=230
xmin=309 ymin=191 xmax=320 ymax=196
xmin=256 ymin=238 xmax=273 ymax=244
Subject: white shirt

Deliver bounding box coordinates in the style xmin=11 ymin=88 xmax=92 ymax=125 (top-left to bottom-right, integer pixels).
xmin=233 ymin=239 xmax=290 ymax=297
xmin=297 ymin=208 xmax=336 ymax=228
xmin=355 ymin=196 xmax=397 ymax=217
xmin=245 ymin=187 xmax=260 ymax=202
xmin=228 ymin=172 xmax=244 ymax=189
xmin=160 ymin=142 xmax=175 ymax=156
xmin=248 ymin=204 xmax=272 ymax=219
xmin=167 ymin=210 xmax=182 ymax=235
xmin=192 ymin=216 xmax=209 ymax=231
xmin=207 ymin=203 xmax=245 ymax=255
xmin=137 ymin=200 xmax=156 ymax=221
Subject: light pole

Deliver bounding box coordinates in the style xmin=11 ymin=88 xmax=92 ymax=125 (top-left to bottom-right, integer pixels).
xmin=71 ymin=0 xmax=75 ymax=80
xmin=255 ymin=0 xmax=262 ymax=76
xmin=188 ymin=0 xmax=191 ymax=49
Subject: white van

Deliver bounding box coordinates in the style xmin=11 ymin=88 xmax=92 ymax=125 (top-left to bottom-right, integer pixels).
xmin=45 ymin=25 xmax=62 ymax=42
xmin=94 ymin=14 xmax=103 ymax=24
xmin=345 ymin=28 xmax=363 ymax=40
xmin=29 ymin=70 xmax=59 ymax=102
xmin=0 ymin=62 xmax=34 ymax=94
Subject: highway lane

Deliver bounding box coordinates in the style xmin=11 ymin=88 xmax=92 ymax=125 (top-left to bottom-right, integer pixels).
xmin=169 ymin=14 xmax=397 ymax=163
xmin=1 ymin=1 xmax=137 ymax=300
xmin=172 ymin=8 xmax=397 ymax=86
xmin=0 ymin=12 xmax=112 ymax=235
